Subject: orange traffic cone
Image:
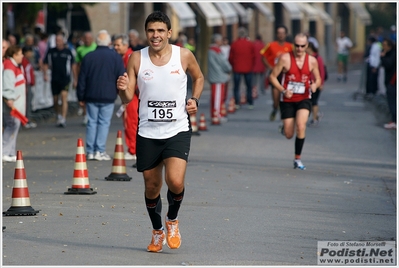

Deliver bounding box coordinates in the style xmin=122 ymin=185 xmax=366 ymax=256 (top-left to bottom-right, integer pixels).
xmin=190 ymin=113 xmax=200 ymax=136
xmin=3 ymin=151 xmax=40 ymax=216
xmin=252 ymin=86 xmax=258 ymax=99
xmin=65 ymin=138 xmax=97 ymax=194
xmin=105 ymin=130 xmax=132 ymax=181
xmin=228 ymin=97 xmax=236 ymax=114
xmin=221 ymin=102 xmax=227 ymax=118
xmin=240 ymin=93 xmax=247 ymax=105
xmin=198 ymin=113 xmax=208 ymax=131
xmin=211 ymin=110 xmax=221 ymax=125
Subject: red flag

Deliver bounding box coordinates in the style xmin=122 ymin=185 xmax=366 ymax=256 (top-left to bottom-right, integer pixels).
xmin=10 ymin=108 xmax=29 ymax=126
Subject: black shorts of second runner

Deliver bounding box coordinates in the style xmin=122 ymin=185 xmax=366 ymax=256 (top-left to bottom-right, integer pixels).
xmin=311 ymin=88 xmax=322 ymax=106
xmin=51 ymin=80 xmax=70 ymax=96
xmin=280 ymin=99 xmax=312 ymax=119
xmin=136 ymin=130 xmax=192 ymax=172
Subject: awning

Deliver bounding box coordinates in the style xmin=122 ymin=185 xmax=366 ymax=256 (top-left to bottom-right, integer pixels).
xmin=196 ymin=2 xmax=223 ymax=27
xmin=231 ymin=2 xmax=248 ymax=24
xmin=282 ymin=2 xmax=303 ymax=20
xmin=213 ymin=2 xmax=238 ymax=25
xmin=297 ymin=3 xmax=319 ymax=21
xmin=168 ymin=2 xmax=197 ymax=28
xmin=346 ymin=3 xmax=372 ymax=25
xmin=312 ymin=4 xmax=333 ymax=25
xmin=253 ymin=2 xmax=275 ymax=22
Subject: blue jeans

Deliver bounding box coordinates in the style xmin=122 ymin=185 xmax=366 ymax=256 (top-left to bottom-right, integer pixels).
xmin=85 ymin=102 xmax=115 ymax=154
xmin=233 ymin=72 xmax=253 ymax=105
xmin=2 ymin=113 xmax=21 ymax=156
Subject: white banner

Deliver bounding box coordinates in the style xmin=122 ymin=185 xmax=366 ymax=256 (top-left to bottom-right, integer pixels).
xmin=31 ymin=70 xmax=77 ymax=111
xmin=317 ymin=241 xmax=396 ymax=266
xmin=32 ymin=70 xmax=53 ymax=111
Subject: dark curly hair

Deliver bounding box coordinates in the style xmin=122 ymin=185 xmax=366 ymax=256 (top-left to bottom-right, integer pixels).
xmin=145 ymin=11 xmax=171 ymax=31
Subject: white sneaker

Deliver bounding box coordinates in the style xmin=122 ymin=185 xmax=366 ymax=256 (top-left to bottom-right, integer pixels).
xmin=82 ymin=115 xmax=88 ymax=125
xmin=94 ymin=151 xmax=111 ymax=161
xmin=56 ymin=116 xmax=66 ymax=127
xmin=124 ymin=152 xmax=137 ymax=160
xmin=293 ymin=159 xmax=306 ymax=170
xmin=384 ymin=122 xmax=397 ymax=129
xmin=24 ymin=122 xmax=37 ymax=129
xmin=3 ymin=155 xmax=17 ymax=162
xmin=87 ymin=153 xmax=94 ymax=161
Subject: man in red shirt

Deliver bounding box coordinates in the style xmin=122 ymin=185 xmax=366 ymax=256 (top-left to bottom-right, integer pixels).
xmin=260 ymin=25 xmax=293 ymax=121
xmin=113 ymin=34 xmax=139 ymax=165
xmin=229 ymin=27 xmax=255 ymax=109
xmin=269 ymin=33 xmax=321 ymax=170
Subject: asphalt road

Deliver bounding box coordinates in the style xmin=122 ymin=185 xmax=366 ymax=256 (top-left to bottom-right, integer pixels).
xmin=1 ymin=66 xmax=397 ymax=267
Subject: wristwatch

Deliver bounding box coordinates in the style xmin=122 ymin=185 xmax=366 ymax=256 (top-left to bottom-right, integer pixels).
xmin=190 ymin=97 xmax=199 ymax=107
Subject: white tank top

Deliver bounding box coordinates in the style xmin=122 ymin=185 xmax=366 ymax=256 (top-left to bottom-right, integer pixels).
xmin=137 ymin=45 xmax=189 ymax=139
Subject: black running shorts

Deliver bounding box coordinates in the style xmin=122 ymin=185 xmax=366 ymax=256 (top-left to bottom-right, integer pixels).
xmin=51 ymin=80 xmax=70 ymax=96
xmin=311 ymin=88 xmax=321 ymax=106
xmin=136 ymin=130 xmax=192 ymax=172
xmin=280 ymin=99 xmax=312 ymax=119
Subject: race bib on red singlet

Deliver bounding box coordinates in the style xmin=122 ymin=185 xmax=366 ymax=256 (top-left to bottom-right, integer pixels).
xmin=147 ymin=100 xmax=177 ymax=122
xmin=287 ymin=81 xmax=305 ymax=94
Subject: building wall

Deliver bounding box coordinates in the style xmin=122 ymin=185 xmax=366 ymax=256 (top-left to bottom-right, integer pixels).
xmin=129 ymin=2 xmax=152 ymax=38
xmin=248 ymin=3 xmax=274 ymax=44
xmin=83 ymin=3 xmax=129 ymax=36
xmin=82 ymin=2 xmax=368 ymax=65
xmin=350 ymin=11 xmax=368 ymax=63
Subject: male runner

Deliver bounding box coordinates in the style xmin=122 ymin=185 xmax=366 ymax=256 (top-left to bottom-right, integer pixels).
xmin=260 ymin=25 xmax=293 ymax=121
xmin=269 ymin=33 xmax=321 ymax=170
xmin=117 ymin=11 xmax=204 ymax=252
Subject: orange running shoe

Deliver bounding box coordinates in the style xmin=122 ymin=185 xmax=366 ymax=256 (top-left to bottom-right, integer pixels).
xmin=165 ymin=218 xmax=181 ymax=249
xmin=147 ymin=229 xmax=166 ymax=252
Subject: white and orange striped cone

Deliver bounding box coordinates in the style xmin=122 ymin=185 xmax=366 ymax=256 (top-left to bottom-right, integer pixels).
xmin=198 ymin=113 xmax=208 ymax=131
xmin=240 ymin=93 xmax=247 ymax=105
xmin=228 ymin=97 xmax=236 ymax=114
xmin=211 ymin=110 xmax=221 ymax=125
xmin=190 ymin=113 xmax=200 ymax=136
xmin=65 ymin=138 xmax=97 ymax=194
xmin=252 ymin=86 xmax=258 ymax=99
xmin=105 ymin=130 xmax=132 ymax=181
xmin=220 ymin=102 xmax=227 ymax=118
xmin=3 ymin=150 xmax=40 ymax=216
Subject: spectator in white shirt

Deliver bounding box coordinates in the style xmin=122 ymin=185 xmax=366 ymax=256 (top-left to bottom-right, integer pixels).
xmin=365 ymin=36 xmax=381 ymax=99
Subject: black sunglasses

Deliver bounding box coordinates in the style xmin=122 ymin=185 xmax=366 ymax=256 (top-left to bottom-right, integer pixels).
xmin=294 ymin=44 xmax=306 ymax=48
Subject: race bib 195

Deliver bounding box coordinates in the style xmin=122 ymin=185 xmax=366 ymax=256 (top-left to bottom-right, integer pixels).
xmin=147 ymin=100 xmax=177 ymax=122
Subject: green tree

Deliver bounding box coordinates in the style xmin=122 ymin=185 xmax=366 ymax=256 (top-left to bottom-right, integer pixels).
xmin=365 ymin=3 xmax=397 ymax=32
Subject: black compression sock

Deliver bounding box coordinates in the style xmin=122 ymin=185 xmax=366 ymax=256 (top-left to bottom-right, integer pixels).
xmin=167 ymin=188 xmax=185 ymax=220
xmin=295 ymin=137 xmax=305 ymax=156
xmin=145 ymin=194 xmax=163 ymax=230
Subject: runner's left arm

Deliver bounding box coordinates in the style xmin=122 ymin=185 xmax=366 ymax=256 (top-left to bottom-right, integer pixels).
xmin=183 ymin=48 xmax=204 ymax=114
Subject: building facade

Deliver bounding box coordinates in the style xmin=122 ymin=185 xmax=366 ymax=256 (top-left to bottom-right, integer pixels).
xmin=31 ymin=2 xmax=373 ymax=75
